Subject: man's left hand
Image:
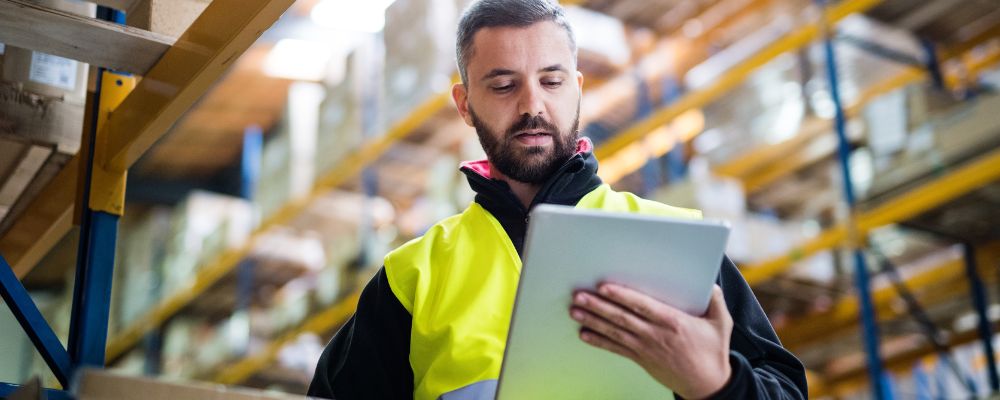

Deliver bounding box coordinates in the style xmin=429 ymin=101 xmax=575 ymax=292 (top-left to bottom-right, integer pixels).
xmin=570 ymin=283 xmax=733 ymax=399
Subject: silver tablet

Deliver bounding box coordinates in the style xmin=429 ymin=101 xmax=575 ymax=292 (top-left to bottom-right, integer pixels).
xmin=495 ymin=204 xmax=730 ymax=400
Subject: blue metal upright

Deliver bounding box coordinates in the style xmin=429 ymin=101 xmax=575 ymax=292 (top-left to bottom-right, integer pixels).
xmin=0 ymin=5 xmax=125 ymax=394
xmin=920 ymin=38 xmax=945 ymax=91
xmin=634 ymin=75 xmax=663 ymax=195
xmin=241 ymin=126 xmax=263 ymax=201
xmin=0 ymin=254 xmax=72 ymax=387
xmin=660 ymin=77 xmax=687 ymax=182
xmin=235 ymin=125 xmax=262 ymax=353
xmin=817 ymin=1 xmax=893 ymax=398
xmin=962 ymin=243 xmax=1000 ymax=393
xmin=66 ymin=5 xmax=126 ymax=370
xmin=67 ymin=210 xmax=120 ymax=367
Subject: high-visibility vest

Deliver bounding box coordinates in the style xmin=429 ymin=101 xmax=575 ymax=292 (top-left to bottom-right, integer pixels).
xmin=384 ymin=184 xmax=702 ymax=400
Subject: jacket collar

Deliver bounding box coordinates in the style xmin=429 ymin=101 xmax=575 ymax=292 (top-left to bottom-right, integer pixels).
xmin=459 ymin=137 xmax=603 ymax=216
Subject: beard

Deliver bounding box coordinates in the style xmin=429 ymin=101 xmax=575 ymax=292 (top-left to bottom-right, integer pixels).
xmin=469 ymin=105 xmax=580 ymax=184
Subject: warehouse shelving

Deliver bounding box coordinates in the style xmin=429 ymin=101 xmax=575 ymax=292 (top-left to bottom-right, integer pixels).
xmin=739 ymin=146 xmax=1000 ymax=283
xmin=0 ymin=0 xmax=295 ymax=396
xmin=0 ymin=0 xmax=294 ymax=279
xmin=103 ymin=81 xmax=454 ymax=362
xmin=712 ymin=30 xmax=1000 ymax=192
xmin=194 ymin=123 xmax=1000 ymax=391
xmin=593 ymin=0 xmax=884 ymax=171
xmin=105 ymin=0 xmax=888 ymax=363
xmin=778 ymin=242 xmax=1000 ymax=351
xmin=787 ymin=242 xmax=1000 ymax=392
xmin=2 ymin=0 xmax=998 ymax=398
xmin=105 ymin=1 xmax=1000 ymax=397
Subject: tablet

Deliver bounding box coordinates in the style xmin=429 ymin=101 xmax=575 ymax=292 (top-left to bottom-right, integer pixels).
xmin=495 ymin=204 xmax=730 ymax=400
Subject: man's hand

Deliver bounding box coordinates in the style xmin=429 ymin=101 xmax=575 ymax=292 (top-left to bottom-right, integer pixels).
xmin=569 ymin=283 xmax=733 ymax=399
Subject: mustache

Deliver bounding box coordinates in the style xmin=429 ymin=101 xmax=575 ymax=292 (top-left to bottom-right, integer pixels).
xmin=506 ymin=114 xmax=558 ymax=138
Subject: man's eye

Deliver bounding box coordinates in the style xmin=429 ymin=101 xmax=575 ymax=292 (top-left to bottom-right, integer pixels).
xmin=492 ymin=84 xmax=514 ymax=93
xmin=543 ymin=80 xmax=563 ymax=88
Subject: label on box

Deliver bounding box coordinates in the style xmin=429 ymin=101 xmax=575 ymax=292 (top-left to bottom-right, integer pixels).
xmin=0 ymin=43 xmax=5 ymax=55
xmin=29 ymin=52 xmax=77 ymax=90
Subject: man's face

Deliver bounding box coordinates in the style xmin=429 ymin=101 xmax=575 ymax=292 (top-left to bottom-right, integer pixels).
xmin=453 ymin=21 xmax=584 ymax=184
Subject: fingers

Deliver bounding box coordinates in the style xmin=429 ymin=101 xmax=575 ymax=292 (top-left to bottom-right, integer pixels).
xmin=579 ymin=328 xmax=638 ymax=360
xmin=572 ymin=291 xmax=650 ymax=337
xmin=597 ymin=283 xmax=685 ymax=329
xmin=570 ymin=305 xmax=643 ymax=350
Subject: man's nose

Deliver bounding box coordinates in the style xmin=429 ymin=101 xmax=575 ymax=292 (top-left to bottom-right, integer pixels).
xmin=517 ymin=83 xmax=545 ymax=117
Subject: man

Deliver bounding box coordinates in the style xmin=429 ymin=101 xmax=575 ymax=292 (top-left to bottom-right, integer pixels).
xmin=308 ymin=0 xmax=807 ymax=399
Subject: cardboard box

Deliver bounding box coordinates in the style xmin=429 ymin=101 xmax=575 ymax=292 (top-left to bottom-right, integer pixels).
xmin=0 ymin=49 xmax=87 ymax=155
xmin=0 ymin=1 xmax=92 ymax=154
xmin=126 ymin=0 xmax=211 ymax=38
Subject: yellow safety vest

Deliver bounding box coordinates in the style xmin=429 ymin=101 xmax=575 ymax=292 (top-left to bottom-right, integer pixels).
xmin=384 ymin=184 xmax=701 ymax=400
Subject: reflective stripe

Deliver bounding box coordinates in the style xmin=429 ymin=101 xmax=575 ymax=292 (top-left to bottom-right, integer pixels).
xmin=438 ymin=380 xmax=497 ymax=400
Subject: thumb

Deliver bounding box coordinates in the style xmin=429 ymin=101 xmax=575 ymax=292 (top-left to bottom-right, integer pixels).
xmin=704 ymin=285 xmax=731 ymax=324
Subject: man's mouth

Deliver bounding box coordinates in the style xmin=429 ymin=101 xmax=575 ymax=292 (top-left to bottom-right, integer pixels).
xmin=514 ymin=129 xmax=551 ymax=138
xmin=513 ymin=130 xmax=554 ymax=145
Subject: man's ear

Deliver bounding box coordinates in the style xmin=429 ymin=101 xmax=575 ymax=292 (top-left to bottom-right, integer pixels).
xmin=576 ymin=70 xmax=584 ymax=93
xmin=452 ymin=83 xmax=474 ymax=127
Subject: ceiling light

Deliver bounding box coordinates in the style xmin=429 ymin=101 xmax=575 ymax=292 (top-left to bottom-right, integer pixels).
xmin=310 ymin=0 xmax=397 ymax=33
xmin=264 ymin=39 xmax=336 ymax=81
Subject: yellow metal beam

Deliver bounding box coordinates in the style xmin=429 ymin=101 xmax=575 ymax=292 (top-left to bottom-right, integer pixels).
xmin=805 ymin=369 xmax=831 ymax=399
xmin=713 ymin=117 xmax=829 ymax=180
xmin=779 ymin=260 xmax=965 ymax=348
xmin=741 ymin=146 xmax=1000 ymax=284
xmin=858 ymin=149 xmax=1000 ymax=230
xmin=88 ymin=71 xmax=137 ymax=216
xmin=779 ymin=243 xmax=1000 ymax=350
xmin=212 ymin=290 xmax=362 ymax=385
xmin=593 ymin=0 xmax=884 ymax=162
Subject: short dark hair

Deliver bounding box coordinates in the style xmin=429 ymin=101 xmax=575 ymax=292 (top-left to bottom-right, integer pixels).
xmin=456 ymin=0 xmax=577 ymax=85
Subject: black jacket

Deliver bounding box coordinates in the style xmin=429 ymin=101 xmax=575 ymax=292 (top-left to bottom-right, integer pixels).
xmin=308 ymin=147 xmax=808 ymax=399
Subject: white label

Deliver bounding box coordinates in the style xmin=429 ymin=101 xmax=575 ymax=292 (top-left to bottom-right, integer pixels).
xmin=0 ymin=43 xmax=6 ymax=55
xmin=29 ymin=52 xmax=77 ymax=90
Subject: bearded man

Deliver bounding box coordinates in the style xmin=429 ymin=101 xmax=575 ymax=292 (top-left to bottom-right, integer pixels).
xmin=309 ymin=1 xmax=807 ymax=399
